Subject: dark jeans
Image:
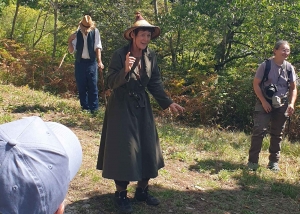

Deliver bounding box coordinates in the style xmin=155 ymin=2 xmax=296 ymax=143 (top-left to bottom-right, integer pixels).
xmin=248 ymin=101 xmax=288 ymax=163
xmin=75 ymin=59 xmax=99 ymax=111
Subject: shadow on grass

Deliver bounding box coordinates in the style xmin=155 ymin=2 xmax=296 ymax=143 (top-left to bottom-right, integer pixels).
xmin=65 ymin=188 xmax=209 ymax=214
xmin=57 ymin=113 xmax=104 ymax=132
xmin=66 ymin=173 xmax=300 ymax=214
xmin=12 ymin=104 xmax=57 ymax=113
xmin=10 ymin=104 xmax=104 ymax=132
xmin=189 ymin=159 xmax=245 ymax=174
xmin=190 ymin=159 xmax=300 ymax=199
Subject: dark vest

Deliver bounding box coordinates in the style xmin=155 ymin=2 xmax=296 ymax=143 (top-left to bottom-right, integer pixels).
xmin=75 ymin=29 xmax=96 ymax=62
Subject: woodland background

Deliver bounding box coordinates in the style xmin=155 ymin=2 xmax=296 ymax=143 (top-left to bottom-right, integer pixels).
xmin=1 ymin=0 xmax=300 ymax=140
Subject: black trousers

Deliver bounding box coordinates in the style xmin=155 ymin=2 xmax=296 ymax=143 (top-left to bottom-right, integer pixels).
xmin=115 ymin=178 xmax=150 ymax=189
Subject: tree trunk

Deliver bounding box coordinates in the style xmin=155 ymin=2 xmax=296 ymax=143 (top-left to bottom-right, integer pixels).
xmin=33 ymin=11 xmax=49 ymax=48
xmin=32 ymin=10 xmax=42 ymax=47
xmin=168 ymin=36 xmax=176 ymax=69
xmin=52 ymin=0 xmax=58 ymax=58
xmin=164 ymin=0 xmax=168 ymax=12
xmin=214 ymin=18 xmax=244 ymax=72
xmin=214 ymin=29 xmax=233 ymax=72
xmin=153 ymin=0 xmax=158 ymax=21
xmin=10 ymin=0 xmax=21 ymax=40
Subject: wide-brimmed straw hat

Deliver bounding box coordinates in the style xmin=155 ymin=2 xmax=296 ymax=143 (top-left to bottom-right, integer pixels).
xmin=79 ymin=15 xmax=95 ymax=29
xmin=123 ymin=12 xmax=161 ymax=41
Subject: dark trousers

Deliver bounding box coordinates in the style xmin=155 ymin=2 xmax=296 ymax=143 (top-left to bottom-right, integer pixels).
xmin=75 ymin=59 xmax=99 ymax=111
xmin=248 ymin=101 xmax=288 ymax=163
xmin=115 ymin=178 xmax=150 ymax=189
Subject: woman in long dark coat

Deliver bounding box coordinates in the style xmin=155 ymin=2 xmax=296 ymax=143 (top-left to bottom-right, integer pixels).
xmin=96 ymin=12 xmax=184 ymax=213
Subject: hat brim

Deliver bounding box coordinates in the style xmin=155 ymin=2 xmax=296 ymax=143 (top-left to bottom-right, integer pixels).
xmin=124 ymin=26 xmax=161 ymax=41
xmin=79 ymin=21 xmax=95 ymax=29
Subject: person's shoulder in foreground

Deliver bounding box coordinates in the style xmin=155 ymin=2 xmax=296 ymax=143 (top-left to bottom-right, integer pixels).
xmin=0 ymin=116 xmax=82 ymax=214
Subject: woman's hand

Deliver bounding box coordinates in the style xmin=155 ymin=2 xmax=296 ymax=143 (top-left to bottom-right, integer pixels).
xmin=169 ymin=103 xmax=185 ymax=114
xmin=125 ymin=52 xmax=136 ymax=73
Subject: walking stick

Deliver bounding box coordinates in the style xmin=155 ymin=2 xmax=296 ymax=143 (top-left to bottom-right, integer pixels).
xmin=98 ymin=67 xmax=107 ymax=107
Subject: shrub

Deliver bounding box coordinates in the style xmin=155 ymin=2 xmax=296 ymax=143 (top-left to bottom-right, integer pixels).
xmin=0 ymin=39 xmax=76 ymax=97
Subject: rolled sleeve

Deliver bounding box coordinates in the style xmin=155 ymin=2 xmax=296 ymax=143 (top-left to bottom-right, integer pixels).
xmin=290 ymin=66 xmax=296 ymax=82
xmin=254 ymin=62 xmax=265 ymax=80
xmin=69 ymin=36 xmax=77 ymax=54
xmin=94 ymin=28 xmax=102 ymax=51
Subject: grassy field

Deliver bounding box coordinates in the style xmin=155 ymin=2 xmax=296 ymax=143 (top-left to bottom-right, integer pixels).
xmin=1 ymin=84 xmax=299 ymax=214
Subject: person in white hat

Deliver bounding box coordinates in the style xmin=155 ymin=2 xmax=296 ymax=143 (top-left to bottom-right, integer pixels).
xmin=68 ymin=15 xmax=104 ymax=113
xmin=0 ymin=116 xmax=82 ymax=214
xmin=96 ymin=12 xmax=184 ymax=213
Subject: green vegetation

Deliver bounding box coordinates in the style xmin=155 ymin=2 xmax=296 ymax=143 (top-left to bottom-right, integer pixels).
xmin=1 ymin=1 xmax=300 ymax=140
xmin=1 ymin=2 xmax=300 ymax=212
xmin=0 ymin=84 xmax=299 ymax=213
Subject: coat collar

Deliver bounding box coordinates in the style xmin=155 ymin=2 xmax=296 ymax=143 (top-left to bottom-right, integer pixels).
xmin=122 ymin=44 xmax=153 ymax=81
xmin=143 ymin=48 xmax=152 ymax=78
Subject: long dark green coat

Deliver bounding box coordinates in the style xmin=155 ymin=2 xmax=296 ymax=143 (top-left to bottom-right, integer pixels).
xmin=96 ymin=44 xmax=173 ymax=181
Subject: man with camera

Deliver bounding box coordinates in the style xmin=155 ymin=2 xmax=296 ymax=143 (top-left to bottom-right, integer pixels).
xmin=247 ymin=40 xmax=297 ymax=171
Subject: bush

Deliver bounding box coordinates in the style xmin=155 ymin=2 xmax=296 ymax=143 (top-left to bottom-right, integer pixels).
xmin=1 ymin=38 xmax=300 ymax=141
xmin=0 ymin=39 xmax=76 ymax=97
xmin=165 ymin=67 xmax=300 ymax=141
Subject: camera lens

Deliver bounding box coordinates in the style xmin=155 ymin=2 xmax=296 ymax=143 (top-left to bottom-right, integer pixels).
xmin=266 ymin=87 xmax=275 ymax=97
xmin=265 ymin=84 xmax=278 ymax=98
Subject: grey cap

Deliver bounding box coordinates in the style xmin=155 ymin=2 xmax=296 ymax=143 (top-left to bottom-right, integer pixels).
xmin=0 ymin=116 xmax=82 ymax=214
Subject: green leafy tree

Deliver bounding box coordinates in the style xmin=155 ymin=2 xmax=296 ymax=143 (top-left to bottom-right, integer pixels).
xmin=9 ymin=0 xmax=39 ymax=39
xmin=1 ymin=0 xmax=300 ymax=133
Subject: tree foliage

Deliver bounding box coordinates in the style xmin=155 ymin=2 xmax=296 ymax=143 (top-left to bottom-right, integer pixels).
xmin=1 ymin=0 xmax=300 ymax=139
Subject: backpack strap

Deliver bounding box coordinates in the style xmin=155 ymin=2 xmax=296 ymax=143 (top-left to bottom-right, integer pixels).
xmin=263 ymin=59 xmax=292 ymax=83
xmin=284 ymin=61 xmax=292 ymax=81
xmin=283 ymin=61 xmax=293 ymax=90
xmin=285 ymin=61 xmax=300 ymax=86
xmin=259 ymin=59 xmax=272 ymax=102
xmin=262 ymin=59 xmax=271 ymax=83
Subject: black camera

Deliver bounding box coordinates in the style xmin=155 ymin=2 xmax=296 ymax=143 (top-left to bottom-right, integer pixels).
xmin=264 ymin=83 xmax=278 ymax=98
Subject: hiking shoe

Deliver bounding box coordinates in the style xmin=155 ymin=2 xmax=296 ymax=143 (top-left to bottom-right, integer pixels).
xmin=134 ymin=186 xmax=160 ymax=206
xmin=247 ymin=162 xmax=259 ymax=171
xmin=114 ymin=190 xmax=133 ymax=213
xmin=267 ymin=161 xmax=280 ymax=171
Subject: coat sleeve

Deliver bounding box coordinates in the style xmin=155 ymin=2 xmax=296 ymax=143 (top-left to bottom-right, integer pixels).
xmin=147 ymin=53 xmax=173 ymax=110
xmin=106 ymin=50 xmax=129 ymax=89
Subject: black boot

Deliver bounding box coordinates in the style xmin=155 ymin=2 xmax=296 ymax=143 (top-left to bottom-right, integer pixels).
xmin=134 ymin=186 xmax=160 ymax=206
xmin=114 ymin=190 xmax=133 ymax=213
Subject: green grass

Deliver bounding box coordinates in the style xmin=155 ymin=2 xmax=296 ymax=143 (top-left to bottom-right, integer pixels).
xmin=1 ymin=84 xmax=300 ymax=214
